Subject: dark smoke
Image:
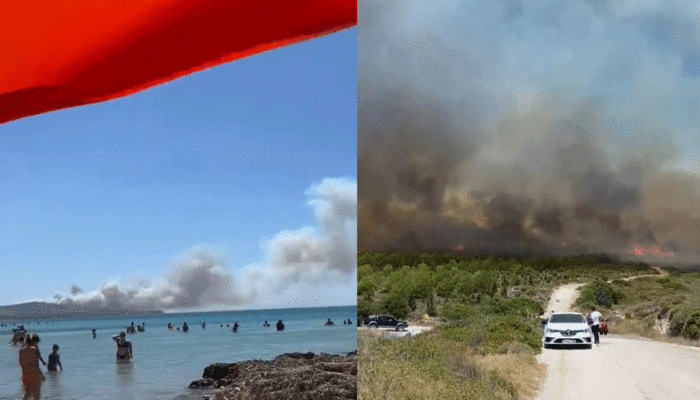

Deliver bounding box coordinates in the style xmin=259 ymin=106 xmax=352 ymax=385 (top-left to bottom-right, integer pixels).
xmin=358 ymin=0 xmax=700 ymax=262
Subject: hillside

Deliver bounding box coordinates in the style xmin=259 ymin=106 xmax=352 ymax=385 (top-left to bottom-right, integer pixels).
xmin=0 ymin=301 xmax=163 ymax=321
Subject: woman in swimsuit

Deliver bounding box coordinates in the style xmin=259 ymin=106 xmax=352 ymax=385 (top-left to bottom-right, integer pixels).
xmin=19 ymin=333 xmax=44 ymax=399
xmin=112 ymin=331 xmax=132 ymax=362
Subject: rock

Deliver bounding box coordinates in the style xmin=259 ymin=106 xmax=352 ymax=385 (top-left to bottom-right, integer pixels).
xmin=203 ymin=364 xmax=236 ymax=381
xmin=195 ymin=352 xmax=357 ymax=400
xmin=189 ymin=378 xmax=216 ymax=388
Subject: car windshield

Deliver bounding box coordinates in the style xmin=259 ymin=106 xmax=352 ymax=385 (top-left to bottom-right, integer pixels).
xmin=549 ymin=314 xmax=586 ymax=323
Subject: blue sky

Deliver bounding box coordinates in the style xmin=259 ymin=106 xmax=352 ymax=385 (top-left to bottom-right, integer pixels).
xmin=0 ymin=28 xmax=357 ymax=310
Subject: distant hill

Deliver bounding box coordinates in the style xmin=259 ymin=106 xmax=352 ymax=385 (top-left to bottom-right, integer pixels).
xmin=0 ymin=301 xmax=163 ymax=321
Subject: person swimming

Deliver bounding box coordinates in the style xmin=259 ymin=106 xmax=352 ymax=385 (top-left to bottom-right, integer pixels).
xmin=325 ymin=318 xmax=335 ymax=326
xmin=182 ymin=322 xmax=189 ymax=332
xmin=276 ymin=320 xmax=285 ymax=331
xmin=92 ymin=329 xmax=97 ymax=338
xmin=232 ymin=322 xmax=239 ymax=333
xmin=263 ymin=320 xmax=270 ymax=327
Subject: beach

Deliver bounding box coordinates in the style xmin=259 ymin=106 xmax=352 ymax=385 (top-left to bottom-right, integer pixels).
xmin=1 ymin=306 xmax=357 ymax=400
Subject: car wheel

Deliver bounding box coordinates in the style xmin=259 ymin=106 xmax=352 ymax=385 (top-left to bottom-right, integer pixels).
xmin=397 ymin=325 xmax=405 ymax=332
xmin=369 ymin=324 xmax=378 ymax=329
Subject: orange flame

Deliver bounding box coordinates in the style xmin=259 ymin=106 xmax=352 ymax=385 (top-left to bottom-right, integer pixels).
xmin=631 ymin=245 xmax=675 ymax=258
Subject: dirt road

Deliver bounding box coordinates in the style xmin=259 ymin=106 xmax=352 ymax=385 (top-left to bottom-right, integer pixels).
xmin=535 ymin=275 xmax=700 ymax=400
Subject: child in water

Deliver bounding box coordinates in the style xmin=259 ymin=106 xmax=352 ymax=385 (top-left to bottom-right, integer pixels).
xmin=47 ymin=344 xmax=63 ymax=372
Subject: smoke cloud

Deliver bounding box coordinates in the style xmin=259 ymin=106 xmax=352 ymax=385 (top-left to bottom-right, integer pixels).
xmin=358 ymin=0 xmax=700 ymax=261
xmin=53 ymin=178 xmax=357 ymax=311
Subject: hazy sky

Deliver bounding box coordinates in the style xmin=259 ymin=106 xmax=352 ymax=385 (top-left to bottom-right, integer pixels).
xmin=0 ymin=28 xmax=357 ymax=311
xmin=358 ymin=0 xmax=700 ymax=257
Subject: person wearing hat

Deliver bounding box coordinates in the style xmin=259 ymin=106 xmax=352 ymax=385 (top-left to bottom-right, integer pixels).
xmin=112 ymin=331 xmax=132 ymax=362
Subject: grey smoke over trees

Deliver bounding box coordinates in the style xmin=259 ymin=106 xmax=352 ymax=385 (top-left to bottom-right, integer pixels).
xmin=53 ymin=178 xmax=357 ymax=310
xmin=358 ymin=0 xmax=700 ymax=259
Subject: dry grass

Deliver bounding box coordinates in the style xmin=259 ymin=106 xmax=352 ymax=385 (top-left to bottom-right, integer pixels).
xmin=358 ymin=330 xmax=541 ymax=400
xmin=609 ymin=318 xmax=700 ymax=347
xmin=477 ymin=342 xmax=545 ymax=400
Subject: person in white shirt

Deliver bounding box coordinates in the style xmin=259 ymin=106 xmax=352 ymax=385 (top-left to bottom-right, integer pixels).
xmin=589 ymin=307 xmax=604 ymax=345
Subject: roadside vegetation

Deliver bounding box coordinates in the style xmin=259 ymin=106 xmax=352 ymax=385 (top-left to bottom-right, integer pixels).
xmin=357 ymin=252 xmax=652 ymax=400
xmin=572 ymin=269 xmax=700 ymax=345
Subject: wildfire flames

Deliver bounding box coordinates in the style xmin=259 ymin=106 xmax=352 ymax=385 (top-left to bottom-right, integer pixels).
xmin=631 ymin=245 xmax=675 ymax=258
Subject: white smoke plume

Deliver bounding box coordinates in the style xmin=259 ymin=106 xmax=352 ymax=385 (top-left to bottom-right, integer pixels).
xmin=53 ymin=178 xmax=357 ymax=311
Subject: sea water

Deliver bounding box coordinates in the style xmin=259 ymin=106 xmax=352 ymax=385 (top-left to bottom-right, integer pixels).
xmin=0 ymin=305 xmax=357 ymax=400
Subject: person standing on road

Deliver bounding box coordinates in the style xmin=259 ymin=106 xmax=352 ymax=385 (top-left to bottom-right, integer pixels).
xmin=590 ymin=307 xmax=603 ymax=346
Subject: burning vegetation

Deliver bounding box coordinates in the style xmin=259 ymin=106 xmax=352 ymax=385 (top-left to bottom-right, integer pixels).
xmin=358 ymin=0 xmax=700 ymax=264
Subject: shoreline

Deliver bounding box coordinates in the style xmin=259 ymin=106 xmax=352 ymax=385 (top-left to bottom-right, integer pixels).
xmin=187 ymin=351 xmax=357 ymax=400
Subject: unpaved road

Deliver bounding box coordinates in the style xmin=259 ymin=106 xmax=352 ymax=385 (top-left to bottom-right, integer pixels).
xmin=357 ymin=325 xmax=433 ymax=338
xmin=536 ymin=274 xmax=700 ymax=400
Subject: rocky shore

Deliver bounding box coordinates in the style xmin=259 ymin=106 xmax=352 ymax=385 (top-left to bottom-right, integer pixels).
xmin=188 ymin=351 xmax=357 ymax=400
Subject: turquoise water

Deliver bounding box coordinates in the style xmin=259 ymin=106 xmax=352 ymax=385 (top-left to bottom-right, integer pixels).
xmin=0 ymin=306 xmax=357 ymax=400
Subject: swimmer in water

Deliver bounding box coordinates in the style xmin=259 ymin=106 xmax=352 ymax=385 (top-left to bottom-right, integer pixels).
xmin=276 ymin=320 xmax=285 ymax=331
xmin=112 ymin=332 xmax=132 ymax=362
xmin=47 ymin=344 xmax=62 ymax=372
xmin=19 ymin=333 xmax=45 ymax=399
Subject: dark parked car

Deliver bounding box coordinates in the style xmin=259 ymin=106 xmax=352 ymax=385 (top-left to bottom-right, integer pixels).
xmin=363 ymin=315 xmax=408 ymax=331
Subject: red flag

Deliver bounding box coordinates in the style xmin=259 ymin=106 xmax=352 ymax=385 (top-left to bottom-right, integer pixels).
xmin=0 ymin=0 xmax=356 ymax=125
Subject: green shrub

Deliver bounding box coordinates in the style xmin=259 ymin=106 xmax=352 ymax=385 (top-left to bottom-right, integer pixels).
xmin=358 ymin=297 xmax=373 ymax=319
xmin=669 ymin=306 xmax=700 ymax=340
xmin=440 ymin=302 xmax=477 ymax=321
xmin=480 ymin=297 xmax=543 ymax=317
xmin=440 ymin=313 xmax=542 ymax=355
xmin=381 ymin=291 xmax=410 ymax=319
xmin=611 ymin=279 xmax=630 ymax=287
xmin=576 ymin=281 xmax=624 ymax=308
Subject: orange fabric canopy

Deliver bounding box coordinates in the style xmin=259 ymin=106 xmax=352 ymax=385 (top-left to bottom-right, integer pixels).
xmin=0 ymin=0 xmax=356 ymax=124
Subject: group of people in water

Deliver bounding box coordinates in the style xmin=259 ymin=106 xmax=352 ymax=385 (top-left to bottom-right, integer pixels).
xmin=16 ymin=333 xmax=63 ymax=399
xmin=325 ymin=318 xmax=353 ymax=326
xmin=12 ymin=315 xmax=350 ymax=398
xmin=126 ymin=322 xmax=146 ymax=334
xmin=159 ymin=319 xmax=288 ymax=332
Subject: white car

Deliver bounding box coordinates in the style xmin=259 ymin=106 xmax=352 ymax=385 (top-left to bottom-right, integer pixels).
xmin=543 ymin=312 xmax=593 ymax=349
